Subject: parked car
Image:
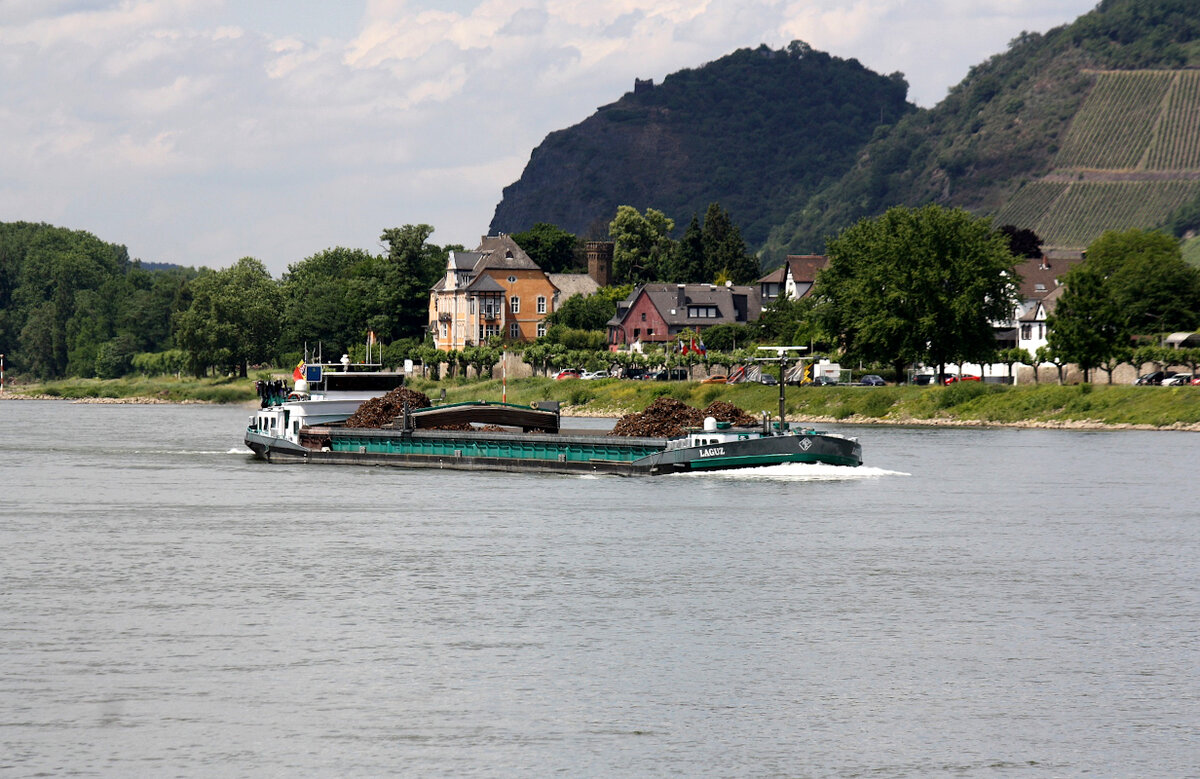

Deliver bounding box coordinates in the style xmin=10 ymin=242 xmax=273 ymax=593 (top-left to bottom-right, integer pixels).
xmin=1192 ymin=376 xmax=1200 ymax=386
xmin=701 ymin=375 xmax=728 ymax=384
xmin=651 ymin=368 xmax=689 ymax=381
xmin=1163 ymin=373 xmax=1194 ymax=386
xmin=1136 ymin=371 xmax=1167 ymax=385
xmin=911 ymin=374 xmax=938 ymax=386
xmin=945 ymin=374 xmax=981 ymax=385
xmin=758 ymin=374 xmax=778 ymax=386
xmin=554 ymin=369 xmax=580 ymax=380
xmin=580 ymin=370 xmax=610 ymax=380
xmin=622 ymin=367 xmax=649 ymax=380
xmin=860 ymin=374 xmax=886 ymax=386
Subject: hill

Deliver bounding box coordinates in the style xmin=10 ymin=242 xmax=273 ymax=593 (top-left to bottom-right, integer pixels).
xmin=995 ymin=69 xmax=1200 ymax=249
xmin=766 ymin=0 xmax=1200 ymax=259
xmin=489 ymin=42 xmax=913 ymax=250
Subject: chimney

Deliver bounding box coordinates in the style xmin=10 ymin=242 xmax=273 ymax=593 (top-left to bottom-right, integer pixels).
xmin=677 ymin=284 xmax=686 ymax=307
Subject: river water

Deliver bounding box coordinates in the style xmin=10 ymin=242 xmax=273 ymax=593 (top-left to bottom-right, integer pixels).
xmin=1 ymin=400 xmax=1198 ymax=777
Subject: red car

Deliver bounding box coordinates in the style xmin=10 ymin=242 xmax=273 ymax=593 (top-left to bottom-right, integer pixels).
xmin=554 ymin=369 xmax=580 ymax=380
xmin=944 ymin=374 xmax=981 ymax=385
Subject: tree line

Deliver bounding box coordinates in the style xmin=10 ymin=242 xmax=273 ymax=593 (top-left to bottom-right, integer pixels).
xmin=4 ymin=208 xmax=1196 ymax=385
xmin=0 ymin=202 xmax=761 ymax=381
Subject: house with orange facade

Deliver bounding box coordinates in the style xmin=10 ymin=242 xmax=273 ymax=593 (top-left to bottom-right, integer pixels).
xmin=428 ymin=235 xmax=571 ymax=350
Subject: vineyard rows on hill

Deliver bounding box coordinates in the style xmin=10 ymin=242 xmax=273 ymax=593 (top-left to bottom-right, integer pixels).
xmin=1027 ymin=181 xmax=1200 ymax=248
xmin=1145 ymin=70 xmax=1200 ymax=170
xmin=995 ymin=182 xmax=1068 ymax=229
xmin=1054 ymin=71 xmax=1173 ymax=170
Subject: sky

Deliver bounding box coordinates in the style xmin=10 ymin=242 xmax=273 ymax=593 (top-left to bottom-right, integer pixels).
xmin=0 ymin=0 xmax=1101 ymax=276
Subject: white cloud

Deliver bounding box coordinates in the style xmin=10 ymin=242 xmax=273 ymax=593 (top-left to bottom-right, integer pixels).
xmin=0 ymin=0 xmax=1100 ymax=274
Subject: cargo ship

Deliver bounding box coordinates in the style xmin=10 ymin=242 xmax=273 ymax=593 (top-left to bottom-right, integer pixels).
xmin=246 ymin=388 xmax=863 ymax=476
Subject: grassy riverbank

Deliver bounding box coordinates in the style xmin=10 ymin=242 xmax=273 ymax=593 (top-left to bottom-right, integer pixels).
xmin=427 ymin=377 xmax=1200 ymax=430
xmin=1 ymin=375 xmax=256 ymax=404
xmin=6 ymin=373 xmax=1200 ymax=430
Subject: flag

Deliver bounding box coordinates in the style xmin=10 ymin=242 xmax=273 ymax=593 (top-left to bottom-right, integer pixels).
xmin=368 ymin=331 xmax=376 ymax=346
xmin=293 ymin=361 xmax=306 ymax=381
xmin=690 ymin=337 xmax=698 ymax=354
xmin=681 ymin=340 xmax=689 ymax=355
xmin=697 ymin=339 xmax=706 ymax=355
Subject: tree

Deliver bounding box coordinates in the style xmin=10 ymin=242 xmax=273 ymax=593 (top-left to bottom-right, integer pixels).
xmin=1047 ymin=264 xmax=1124 ymax=382
xmin=609 ymin=206 xmax=675 ymax=284
xmin=701 ymin=203 xmax=760 ymax=284
xmin=998 ymin=224 xmax=1043 ymax=259
xmin=997 ymin=346 xmax=1033 ymax=383
xmin=1086 ymin=229 xmax=1200 ymax=335
xmin=699 ymin=323 xmax=750 ymax=352
xmin=511 ymin=223 xmax=580 ymax=273
xmin=1098 ymin=346 xmax=1132 ymax=385
xmin=671 ymin=215 xmax=706 ymax=282
xmin=281 ymin=247 xmax=376 ymax=354
xmin=174 ymin=258 xmax=283 ymax=377
xmin=817 ymin=205 xmax=1019 ymax=380
xmin=379 ymin=224 xmax=450 ymax=339
xmin=545 ymin=293 xmax=616 ymax=331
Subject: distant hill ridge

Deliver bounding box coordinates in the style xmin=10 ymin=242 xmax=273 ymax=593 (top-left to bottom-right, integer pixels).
xmin=489 ymin=42 xmax=913 ymax=249
xmin=491 ymin=0 xmax=1200 ymax=265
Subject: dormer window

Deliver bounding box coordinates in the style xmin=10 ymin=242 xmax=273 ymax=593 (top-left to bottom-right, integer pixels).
xmin=1035 ymin=283 xmax=1046 ymax=291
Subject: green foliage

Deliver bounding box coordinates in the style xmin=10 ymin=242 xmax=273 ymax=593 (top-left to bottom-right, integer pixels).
xmin=700 ymin=203 xmax=760 ymax=284
xmin=280 ymin=247 xmax=377 ymax=353
xmin=1086 ymin=228 xmax=1200 ymax=333
xmin=754 ymin=292 xmax=821 ymax=347
xmin=1047 ymin=263 xmax=1125 ymax=378
xmin=1166 ymin=191 xmax=1200 ymax=239
xmin=511 ymin=223 xmax=581 ymax=273
xmin=818 ymin=205 xmax=1019 ymax=375
xmin=174 ymin=258 xmax=283 ymax=377
xmin=0 ymin=221 xmax=191 ymax=380
xmin=545 ymin=292 xmax=616 ymax=331
xmin=609 ymin=206 xmax=675 ymax=284
xmin=379 ymin=225 xmax=449 ymax=338
xmin=699 ymin=323 xmax=751 ymax=352
xmin=542 ymin=324 xmax=607 ymax=350
xmin=131 ymin=350 xmax=188 ymax=376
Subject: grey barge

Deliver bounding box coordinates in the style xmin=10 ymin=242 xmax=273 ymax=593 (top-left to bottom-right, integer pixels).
xmin=246 ymin=399 xmax=863 ymax=476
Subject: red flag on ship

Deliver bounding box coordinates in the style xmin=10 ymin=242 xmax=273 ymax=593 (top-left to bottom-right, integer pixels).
xmin=293 ymin=361 xmax=305 ymax=381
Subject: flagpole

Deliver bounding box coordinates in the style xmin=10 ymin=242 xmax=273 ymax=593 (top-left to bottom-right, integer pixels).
xmin=502 ymin=350 xmax=507 ymax=403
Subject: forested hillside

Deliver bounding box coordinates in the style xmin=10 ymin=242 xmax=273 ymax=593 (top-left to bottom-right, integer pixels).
xmin=766 ymin=0 xmax=1200 ymax=259
xmin=489 ymin=42 xmax=913 ymax=251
